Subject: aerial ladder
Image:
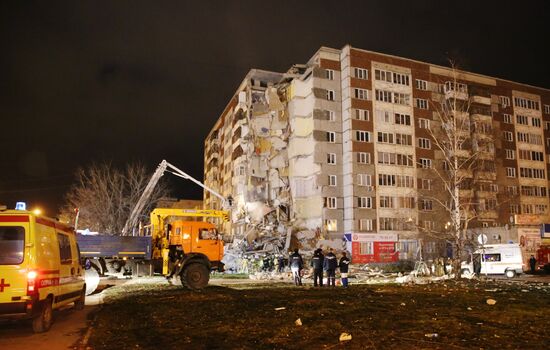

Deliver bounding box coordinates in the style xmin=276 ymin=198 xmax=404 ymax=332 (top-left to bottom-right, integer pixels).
xmin=122 ymin=159 xmax=231 ymax=236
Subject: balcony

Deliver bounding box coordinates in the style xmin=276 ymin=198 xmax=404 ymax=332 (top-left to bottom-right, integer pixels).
xmin=470 ymin=95 xmax=491 ymax=106
xmin=478 ymin=210 xmax=498 ymax=220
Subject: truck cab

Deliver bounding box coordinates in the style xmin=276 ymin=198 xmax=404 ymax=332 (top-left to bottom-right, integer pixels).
xmin=169 ymin=220 xmax=224 ymax=270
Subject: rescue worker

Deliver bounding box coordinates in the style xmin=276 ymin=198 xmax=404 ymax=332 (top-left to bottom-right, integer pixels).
xmin=473 ymin=254 xmax=481 ymax=276
xmin=325 ymin=248 xmax=338 ymax=287
xmin=338 ymin=251 xmax=350 ymax=288
xmin=529 ymin=255 xmax=537 ymax=274
xmin=289 ymin=249 xmax=303 ymax=286
xmin=277 ymin=255 xmax=285 ymax=273
xmin=166 ymin=245 xmax=184 ymax=281
xmin=311 ymin=248 xmax=324 ymax=287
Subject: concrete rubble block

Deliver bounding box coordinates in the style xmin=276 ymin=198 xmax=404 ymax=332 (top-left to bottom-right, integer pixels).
xmin=269 ymin=137 xmax=287 ymax=151
xmin=254 ymin=137 xmax=272 ymax=154
xmin=250 ymin=115 xmax=271 ymax=136
xmin=266 ymin=87 xmax=285 ymax=111
xmin=269 ymin=151 xmax=287 ymax=168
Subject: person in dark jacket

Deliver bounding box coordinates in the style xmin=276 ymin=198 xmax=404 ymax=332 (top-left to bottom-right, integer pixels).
xmin=277 ymin=255 xmax=285 ymax=273
xmin=339 ymin=252 xmax=350 ymax=287
xmin=529 ymin=255 xmax=537 ymax=274
xmin=289 ymin=249 xmax=304 ymax=286
xmin=166 ymin=245 xmax=184 ymax=281
xmin=324 ymin=248 xmax=338 ymax=287
xmin=311 ymin=248 xmax=324 ymax=287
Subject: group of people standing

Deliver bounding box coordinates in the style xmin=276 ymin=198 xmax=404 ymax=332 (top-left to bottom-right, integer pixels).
xmin=289 ymin=248 xmax=350 ymax=287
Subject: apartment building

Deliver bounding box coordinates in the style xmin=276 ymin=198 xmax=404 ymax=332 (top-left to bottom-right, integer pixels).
xmin=204 ymin=45 xmax=550 ymax=263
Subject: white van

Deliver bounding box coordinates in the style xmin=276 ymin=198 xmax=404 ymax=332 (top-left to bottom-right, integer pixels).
xmin=461 ymin=244 xmax=524 ymax=278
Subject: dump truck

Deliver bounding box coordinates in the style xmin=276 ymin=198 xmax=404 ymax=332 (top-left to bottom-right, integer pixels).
xmin=78 ymin=160 xmax=232 ymax=289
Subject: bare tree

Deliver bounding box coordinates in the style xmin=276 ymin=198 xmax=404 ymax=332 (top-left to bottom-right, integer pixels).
xmin=419 ymin=62 xmax=499 ymax=276
xmin=59 ymin=162 xmax=168 ymax=235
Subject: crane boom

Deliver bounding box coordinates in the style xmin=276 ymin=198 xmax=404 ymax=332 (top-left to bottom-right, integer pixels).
xmin=122 ymin=160 xmax=230 ymax=235
xmin=122 ymin=160 xmax=168 ymax=235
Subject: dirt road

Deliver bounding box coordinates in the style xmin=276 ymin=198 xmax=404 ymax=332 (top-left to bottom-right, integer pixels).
xmin=0 ymin=304 xmax=94 ymax=350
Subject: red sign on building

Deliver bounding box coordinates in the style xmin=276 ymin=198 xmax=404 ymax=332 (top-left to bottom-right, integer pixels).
xmin=351 ymin=233 xmax=399 ymax=263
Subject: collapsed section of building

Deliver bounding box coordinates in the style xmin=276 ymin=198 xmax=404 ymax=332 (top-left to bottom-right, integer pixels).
xmin=203 ymin=45 xmax=550 ymax=271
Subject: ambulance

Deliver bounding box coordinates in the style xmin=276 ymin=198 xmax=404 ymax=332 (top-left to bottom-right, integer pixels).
xmin=0 ymin=206 xmax=86 ymax=332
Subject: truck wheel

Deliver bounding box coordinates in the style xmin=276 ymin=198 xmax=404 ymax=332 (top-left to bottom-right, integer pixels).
xmin=505 ymin=269 xmax=516 ymax=278
xmin=74 ymin=287 xmax=86 ymax=310
xmin=32 ymin=297 xmax=53 ymax=333
xmin=182 ymin=263 xmax=210 ymax=290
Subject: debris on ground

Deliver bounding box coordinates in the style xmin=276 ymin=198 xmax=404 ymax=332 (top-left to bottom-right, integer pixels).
xmin=486 ymin=299 xmax=497 ymax=305
xmin=295 ymin=318 xmax=302 ymax=326
xmin=88 ymin=277 xmax=550 ymax=349
xmin=339 ymin=333 xmax=352 ymax=342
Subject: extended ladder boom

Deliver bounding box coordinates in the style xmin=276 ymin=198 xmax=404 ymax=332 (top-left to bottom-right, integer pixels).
xmin=122 ymin=160 xmax=230 ymax=235
xmin=122 ymin=160 xmax=168 ymax=235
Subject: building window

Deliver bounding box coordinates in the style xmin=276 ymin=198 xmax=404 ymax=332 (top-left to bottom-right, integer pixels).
xmin=376 ymin=110 xmax=392 ymax=123
xmin=325 ymin=69 xmax=334 ymax=80
xmin=420 ymin=178 xmax=432 ymax=190
xmin=326 ymin=90 xmax=335 ymax=101
xmin=357 ymin=174 xmax=371 ymax=187
xmin=357 ymin=152 xmax=370 ymax=164
xmin=503 ymin=131 xmax=513 ymax=142
xmin=356 ymin=130 xmax=371 ymax=142
xmin=354 ymin=88 xmax=370 ymax=100
xmin=394 ymin=113 xmax=411 ymax=125
xmin=327 ymin=110 xmax=335 ymax=121
xmin=423 ymin=221 xmax=435 ymax=231
xmin=418 ymin=138 xmax=431 ymax=149
xmin=544 ymin=104 xmax=550 ymax=114
xmin=545 ymin=122 xmax=550 ymax=130
xmin=415 ymin=98 xmax=428 ymax=109
xmin=377 ymin=132 xmax=394 ymax=144
xmin=395 ymin=133 xmax=412 ymax=146
xmin=354 ymin=109 xmax=369 ymax=121
xmin=358 ymin=197 xmax=372 ymax=208
xmin=327 ymin=131 xmax=336 ymax=143
xmin=516 ymin=115 xmax=529 ymax=125
xmin=374 ymin=69 xmax=392 ymax=82
xmin=325 ymin=219 xmax=337 ymax=231
xmin=359 ymin=242 xmax=374 ymax=255
xmin=514 ymin=96 xmax=539 ymax=110
xmin=506 ymin=167 xmax=516 ymax=178
xmin=393 ymin=72 xmax=410 ymax=86
xmin=419 ymin=158 xmax=432 ymax=168
xmin=359 ymin=219 xmax=373 ymax=232
xmin=499 ymin=96 xmax=510 ymax=108
xmin=329 ymin=175 xmax=337 ymax=186
xmin=326 ymin=197 xmax=337 ymax=209
xmin=375 ymin=89 xmax=392 ymax=103
xmin=418 ymin=118 xmax=430 ymax=129
xmin=519 ymin=167 xmax=545 ymax=179
xmin=532 ymin=117 xmax=541 ymax=127
xmin=393 ymin=92 xmax=410 ymax=105
xmin=354 ymin=67 xmax=368 ymax=80
xmin=505 ymin=149 xmax=515 ymax=160
xmin=503 ymin=113 xmax=512 ymax=124
xmin=509 ymin=204 xmax=519 ymax=214
xmin=379 ymin=196 xmax=394 ymax=208
xmin=327 ymin=153 xmax=336 ymax=164
xmin=415 ymin=79 xmax=428 ymax=90
xmin=420 ymin=199 xmax=433 ymax=211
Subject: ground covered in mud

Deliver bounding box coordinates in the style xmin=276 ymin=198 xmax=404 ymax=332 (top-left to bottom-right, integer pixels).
xmin=88 ymin=278 xmax=549 ymax=349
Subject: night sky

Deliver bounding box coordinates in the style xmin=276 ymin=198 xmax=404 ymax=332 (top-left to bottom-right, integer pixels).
xmin=1 ymin=1 xmax=549 ymax=216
